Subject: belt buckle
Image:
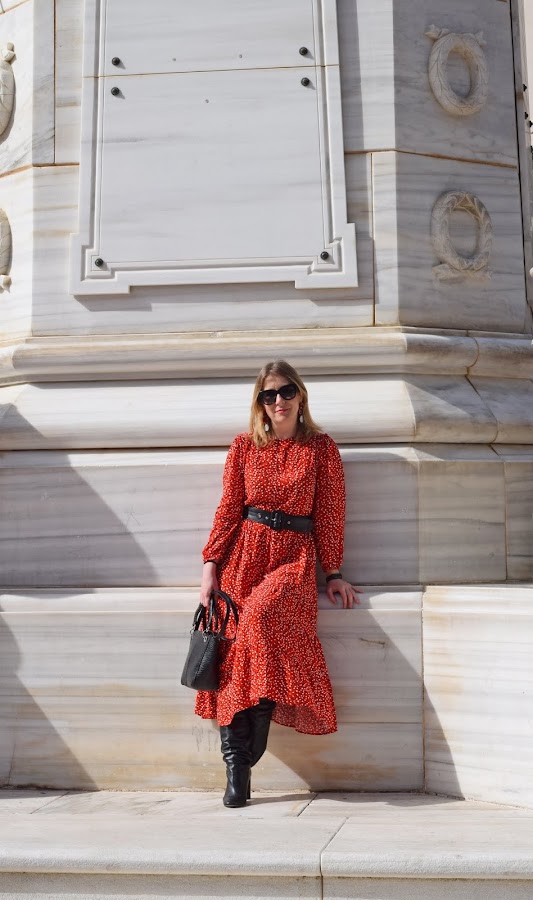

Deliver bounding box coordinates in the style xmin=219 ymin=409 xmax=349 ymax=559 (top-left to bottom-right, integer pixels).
xmin=270 ymin=509 xmax=284 ymax=531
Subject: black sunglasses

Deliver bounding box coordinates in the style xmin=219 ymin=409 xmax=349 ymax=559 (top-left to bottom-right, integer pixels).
xmin=258 ymin=382 xmax=298 ymax=405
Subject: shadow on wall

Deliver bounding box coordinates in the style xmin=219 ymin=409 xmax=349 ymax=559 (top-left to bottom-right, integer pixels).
xmin=0 ymin=407 xmax=461 ymax=795
xmin=0 ymin=405 xmax=159 ymax=790
xmin=249 ymin=592 xmax=461 ymax=798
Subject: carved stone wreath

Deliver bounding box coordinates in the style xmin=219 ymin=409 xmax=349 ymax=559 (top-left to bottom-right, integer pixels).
xmin=0 ymin=209 xmax=12 ymax=289
xmin=0 ymin=43 xmax=15 ymax=137
xmin=431 ymin=191 xmax=493 ymax=282
xmin=425 ymin=25 xmax=488 ymax=116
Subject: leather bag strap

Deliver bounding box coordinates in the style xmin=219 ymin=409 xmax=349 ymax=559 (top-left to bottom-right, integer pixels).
xmin=191 ymin=590 xmax=239 ymax=642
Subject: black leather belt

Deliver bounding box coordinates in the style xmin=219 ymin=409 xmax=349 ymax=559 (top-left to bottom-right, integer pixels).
xmin=243 ymin=505 xmax=313 ymax=533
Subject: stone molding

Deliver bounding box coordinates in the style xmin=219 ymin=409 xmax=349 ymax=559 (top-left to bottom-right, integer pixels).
xmin=2 ymin=371 xmax=533 ymax=448
xmin=0 ymin=331 xmax=532 ymax=387
xmin=431 ymin=191 xmax=493 ymax=282
xmin=425 ymin=26 xmax=489 ymax=116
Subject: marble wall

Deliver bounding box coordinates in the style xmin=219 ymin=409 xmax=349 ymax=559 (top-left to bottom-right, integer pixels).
xmin=0 ymin=587 xmax=423 ymax=791
xmin=1 ymin=582 xmax=531 ymax=804
xmin=0 ymin=444 xmax=514 ymax=587
xmin=0 ymin=0 xmax=528 ymax=335
xmin=0 ymin=0 xmax=531 ymax=803
xmin=424 ymin=585 xmax=533 ymax=808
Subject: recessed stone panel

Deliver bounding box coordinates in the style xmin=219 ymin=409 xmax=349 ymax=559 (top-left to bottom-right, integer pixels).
xmin=70 ymin=0 xmax=357 ymax=294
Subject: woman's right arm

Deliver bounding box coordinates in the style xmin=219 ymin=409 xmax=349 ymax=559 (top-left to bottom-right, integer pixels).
xmin=200 ymin=561 xmax=219 ymax=607
xmin=200 ymin=435 xmax=247 ymax=606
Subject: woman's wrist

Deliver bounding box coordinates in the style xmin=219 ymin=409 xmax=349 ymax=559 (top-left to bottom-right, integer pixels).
xmin=203 ymin=559 xmax=217 ymax=566
xmin=325 ymin=571 xmax=342 ymax=583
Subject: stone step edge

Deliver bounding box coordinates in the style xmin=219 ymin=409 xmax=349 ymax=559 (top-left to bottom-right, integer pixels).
xmin=0 ymin=811 xmax=532 ymax=880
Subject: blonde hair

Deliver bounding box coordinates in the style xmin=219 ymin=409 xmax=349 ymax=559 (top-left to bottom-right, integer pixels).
xmin=249 ymin=360 xmax=322 ymax=449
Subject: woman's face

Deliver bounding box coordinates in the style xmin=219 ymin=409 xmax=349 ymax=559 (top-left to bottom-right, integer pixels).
xmin=261 ymin=374 xmax=302 ymax=434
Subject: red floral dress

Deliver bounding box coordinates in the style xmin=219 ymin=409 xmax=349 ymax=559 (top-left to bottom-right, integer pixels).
xmin=194 ymin=431 xmax=345 ymax=735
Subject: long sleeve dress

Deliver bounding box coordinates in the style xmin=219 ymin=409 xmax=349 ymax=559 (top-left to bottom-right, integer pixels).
xmin=194 ymin=430 xmax=346 ymax=735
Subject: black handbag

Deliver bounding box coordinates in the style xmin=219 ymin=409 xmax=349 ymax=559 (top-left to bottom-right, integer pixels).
xmin=181 ymin=589 xmax=239 ymax=691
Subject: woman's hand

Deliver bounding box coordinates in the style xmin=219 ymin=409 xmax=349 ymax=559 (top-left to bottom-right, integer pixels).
xmin=200 ymin=561 xmax=219 ymax=607
xmin=326 ymin=578 xmax=363 ymax=609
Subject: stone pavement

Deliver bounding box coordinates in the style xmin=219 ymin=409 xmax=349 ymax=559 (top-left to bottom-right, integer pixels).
xmin=0 ymin=789 xmax=532 ymax=899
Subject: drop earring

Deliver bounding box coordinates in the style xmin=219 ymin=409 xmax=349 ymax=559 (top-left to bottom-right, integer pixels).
xmin=264 ymin=421 xmax=270 ymax=432
xmin=298 ymin=405 xmax=304 ymax=424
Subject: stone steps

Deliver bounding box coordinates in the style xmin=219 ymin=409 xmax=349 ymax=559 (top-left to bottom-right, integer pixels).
xmin=0 ymin=790 xmax=532 ymax=899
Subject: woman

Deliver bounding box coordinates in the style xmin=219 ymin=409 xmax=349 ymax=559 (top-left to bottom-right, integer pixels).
xmin=195 ymin=359 xmax=361 ymax=807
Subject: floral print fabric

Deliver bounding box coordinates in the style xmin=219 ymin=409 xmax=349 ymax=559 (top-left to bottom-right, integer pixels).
xmin=194 ymin=431 xmax=345 ymax=734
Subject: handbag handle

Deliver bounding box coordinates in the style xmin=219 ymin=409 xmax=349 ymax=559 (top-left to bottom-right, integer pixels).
xmin=192 ymin=589 xmax=239 ymax=642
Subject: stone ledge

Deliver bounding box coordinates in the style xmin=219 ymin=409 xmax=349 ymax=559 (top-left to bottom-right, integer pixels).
xmin=0 ymin=791 xmax=531 ymax=884
xmin=0 ymin=812 xmax=337 ymax=877
xmin=2 ymin=375 xmax=531 ymax=447
xmin=0 ymin=331 xmax=531 ymax=386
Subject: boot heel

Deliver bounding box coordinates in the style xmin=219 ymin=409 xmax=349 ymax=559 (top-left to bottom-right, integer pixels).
xmin=222 ymin=764 xmax=251 ymax=807
xmin=247 ymin=775 xmax=251 ymax=800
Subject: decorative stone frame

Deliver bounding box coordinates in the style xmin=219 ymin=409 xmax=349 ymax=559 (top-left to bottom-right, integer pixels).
xmin=431 ymin=191 xmax=493 ymax=282
xmin=425 ymin=26 xmax=489 ymax=117
xmin=0 ymin=209 xmax=12 ymax=290
xmin=0 ymin=43 xmax=15 ymax=138
xmin=69 ymin=0 xmax=358 ymax=296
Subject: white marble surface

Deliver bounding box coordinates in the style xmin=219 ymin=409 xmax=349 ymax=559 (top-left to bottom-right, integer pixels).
xmin=424 ymin=585 xmax=533 ymax=808
xmin=0 ymin=790 xmax=530 ymax=897
xmin=338 ymin=0 xmax=518 ymax=165
xmin=300 ymin=791 xmax=533 ymax=818
xmin=0 ymin=372 xmax=517 ymax=450
xmin=103 ymin=0 xmax=318 ymax=76
xmin=494 ymin=446 xmax=533 ymax=581
xmin=0 ymin=2 xmax=39 ymax=170
xmin=0 ymin=587 xmax=422 ymax=791
xmin=321 ymin=809 xmax=533 ymax=877
xmin=0 ymin=444 xmax=511 ymax=586
xmin=0 ymin=873 xmax=321 ymax=900
xmin=469 ymin=337 xmax=533 ymax=379
xmin=416 ymin=450 xmax=505 ymax=583
xmin=373 ymin=152 xmax=527 ymax=332
xmin=31 ymin=163 xmax=371 ymax=335
xmin=1 ymin=331 xmax=486 ymax=386
xmin=73 ymin=0 xmax=356 ymax=295
xmin=0 ymin=377 xmax=418 ymax=449
xmin=469 ymin=377 xmax=533 ymax=443
xmin=0 ymin=0 xmax=54 ymax=167
xmin=325 ymin=879 xmax=533 ymax=900
xmin=0 ymin=446 xmax=419 ymax=586
xmin=0 ymin=813 xmax=340 ymax=875
xmin=404 ymin=375 xmax=497 ymax=442
xmin=54 ymin=0 xmax=82 ymax=164
xmin=97 ymin=69 xmax=324 ymax=265
xmin=0 ymin=168 xmax=33 ymax=339
xmin=31 ymin=789 xmax=316 ymax=820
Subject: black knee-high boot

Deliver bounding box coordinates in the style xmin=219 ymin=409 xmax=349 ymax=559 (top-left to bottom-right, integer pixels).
xmin=220 ymin=709 xmax=252 ymax=808
xmin=248 ymin=698 xmax=276 ymax=767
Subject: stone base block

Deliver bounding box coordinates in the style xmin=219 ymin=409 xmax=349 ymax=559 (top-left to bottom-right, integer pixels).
xmin=0 ymin=444 xmax=517 ymax=586
xmin=424 ymin=585 xmax=533 ymax=807
xmin=0 ymin=588 xmax=422 ymax=791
